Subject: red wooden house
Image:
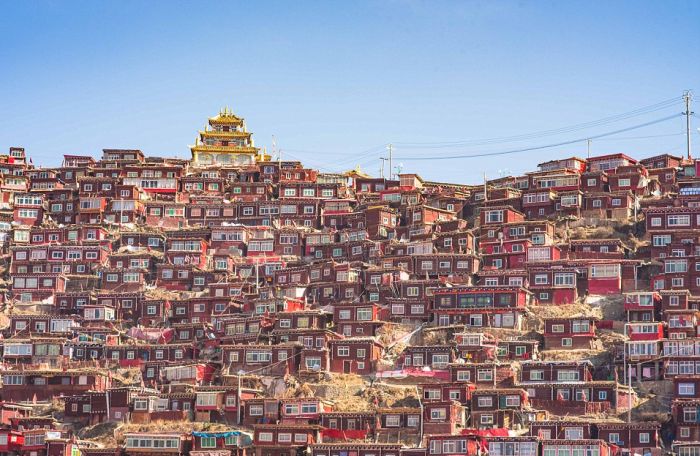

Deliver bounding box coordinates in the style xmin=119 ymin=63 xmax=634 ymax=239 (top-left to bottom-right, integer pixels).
xmin=252 ymin=424 xmax=319 ymax=456
xmin=280 ymin=398 xmax=331 ymax=424
xmin=310 ymin=444 xmax=402 ymax=456
xmin=432 ymin=286 xmax=530 ymax=329
xmin=597 ymin=422 xmax=662 ymax=456
xmin=221 ymin=343 xmax=302 ymax=376
xmin=624 ymin=291 xmax=661 ymax=323
xmin=469 ymin=388 xmax=528 ymax=429
xmin=328 ymin=338 xmax=383 ymax=375
xmin=422 ymin=400 xmax=465 ymax=435
xmin=318 ymin=412 xmax=376 ymax=441
xmin=541 ymin=440 xmax=611 ymax=456
xmin=543 ymin=318 xmax=597 ymax=349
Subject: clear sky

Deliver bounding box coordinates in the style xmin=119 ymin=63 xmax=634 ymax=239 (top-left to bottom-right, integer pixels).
xmin=1 ymin=1 xmax=699 ymax=183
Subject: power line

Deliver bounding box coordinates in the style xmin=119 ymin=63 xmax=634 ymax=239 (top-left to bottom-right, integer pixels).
xmin=280 ymin=143 xmax=388 ymax=170
xmin=393 ymin=96 xmax=682 ymax=148
xmin=591 ymin=132 xmax=684 ymax=141
xmin=331 ymin=143 xmax=389 ymax=168
xmin=395 ymin=114 xmax=681 ymax=161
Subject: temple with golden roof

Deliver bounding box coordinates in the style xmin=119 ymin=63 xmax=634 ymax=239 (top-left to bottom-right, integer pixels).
xmin=190 ymin=107 xmax=269 ymax=166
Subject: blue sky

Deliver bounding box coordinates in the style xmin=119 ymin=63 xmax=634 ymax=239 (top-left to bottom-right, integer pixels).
xmin=1 ymin=0 xmax=699 ymax=183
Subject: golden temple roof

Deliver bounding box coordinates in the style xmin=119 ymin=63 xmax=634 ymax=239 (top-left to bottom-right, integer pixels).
xmin=344 ymin=166 xmax=371 ymax=179
xmin=198 ymin=130 xmax=251 ymax=139
xmin=208 ymin=107 xmax=244 ymax=125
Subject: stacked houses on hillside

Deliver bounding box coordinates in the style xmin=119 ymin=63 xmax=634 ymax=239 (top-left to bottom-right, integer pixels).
xmin=0 ymin=108 xmax=698 ymax=456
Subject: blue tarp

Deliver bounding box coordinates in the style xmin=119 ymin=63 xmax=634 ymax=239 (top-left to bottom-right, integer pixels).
xmin=191 ymin=431 xmax=241 ymax=438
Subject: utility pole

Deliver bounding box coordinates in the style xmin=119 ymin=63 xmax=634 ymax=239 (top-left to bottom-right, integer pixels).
xmin=586 ymin=139 xmax=592 ymax=159
xmin=483 ymin=173 xmax=488 ymax=202
xmin=684 ymin=90 xmax=694 ymax=160
xmin=273 ymin=135 xmax=281 ymax=165
xmin=628 ymin=357 xmax=632 ymax=424
xmin=387 ymin=144 xmax=393 ymax=180
xmin=255 ymin=257 xmax=260 ymax=293
xmin=237 ymin=370 xmax=244 ymax=425
xmin=379 ymin=158 xmax=388 ymax=178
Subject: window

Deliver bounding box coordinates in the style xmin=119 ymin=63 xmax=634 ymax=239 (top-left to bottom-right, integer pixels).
xmin=477 ymin=369 xmax=494 ymax=381
xmin=679 ymin=383 xmax=696 ymax=396
xmin=557 ymin=370 xmax=580 ymax=381
xmin=529 ymin=370 xmax=544 ymax=381
xmin=432 ymin=354 xmax=449 ymax=367
xmin=294 ymin=433 xmax=307 ymax=443
xmin=385 ymin=415 xmax=400 ymax=427
xmin=653 ymin=235 xmax=672 ymax=246
xmin=562 ymin=338 xmax=572 ymax=347
xmin=356 ymin=308 xmax=373 ymax=321
xmin=424 ymin=389 xmax=439 ymax=400
xmin=572 ymin=320 xmax=590 ymax=333
xmin=485 ymin=210 xmax=503 ymax=223
xmin=337 ymin=346 xmax=350 ymax=357
xmin=618 ymin=178 xmax=631 ymax=187
xmin=246 ymin=351 xmax=272 ymax=363
xmin=683 ymin=407 xmax=698 ymax=423
xmin=480 ymin=415 xmax=494 ymax=425
xmin=668 ymin=214 xmax=691 ymax=226
xmin=666 ymin=259 xmax=688 ymax=273
xmin=554 ymin=273 xmax=575 ymax=286
xmin=200 ymin=437 xmax=216 ymax=448
xmin=590 ymin=264 xmax=619 ymax=278
xmin=257 ymin=432 xmax=273 ymax=442
xmin=561 ymin=195 xmax=578 ymax=207
xmin=639 ymin=433 xmax=650 ymax=443
xmin=277 ymin=433 xmax=292 ymax=443
xmin=534 ymin=274 xmax=548 ymax=285
xmin=457 ymin=370 xmax=470 ymax=382
xmin=430 ymin=408 xmax=446 ymax=420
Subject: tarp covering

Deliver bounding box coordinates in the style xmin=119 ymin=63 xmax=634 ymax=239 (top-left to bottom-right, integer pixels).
xmin=375 ymin=368 xmax=450 ymax=380
xmin=127 ymin=327 xmax=174 ymax=343
xmin=191 ymin=431 xmax=241 ymax=437
xmin=461 ymin=428 xmax=509 ymax=437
